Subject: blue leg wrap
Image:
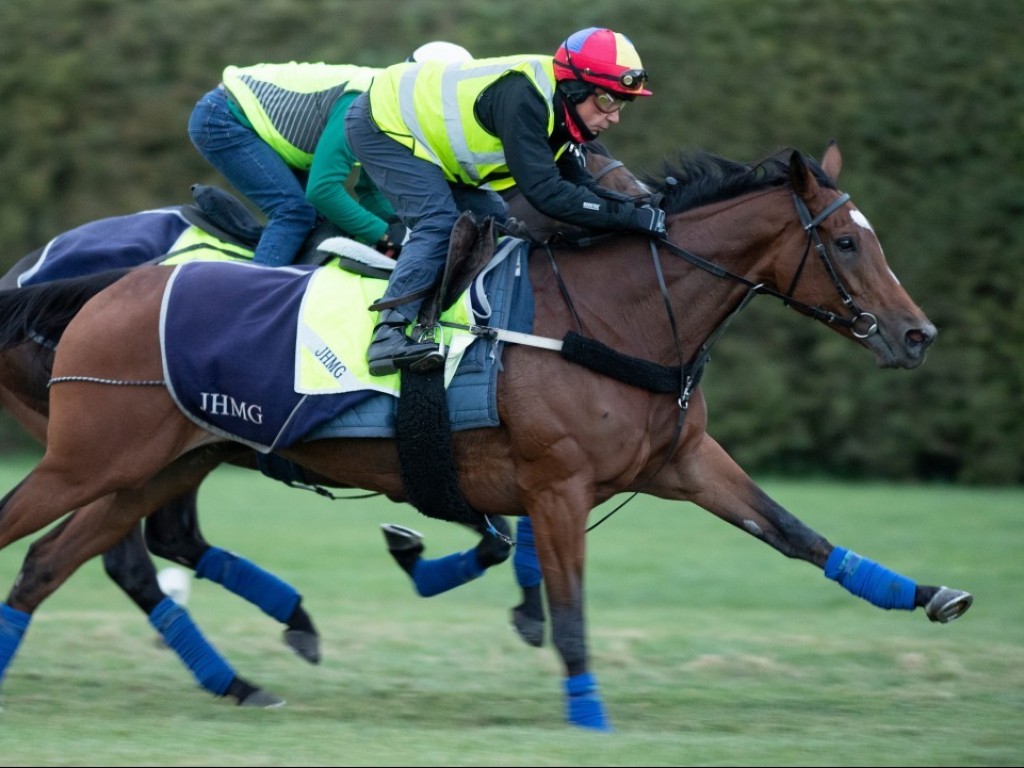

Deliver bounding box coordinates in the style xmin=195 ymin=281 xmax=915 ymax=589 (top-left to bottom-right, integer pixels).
xmin=0 ymin=604 xmax=31 ymax=683
xmin=513 ymin=516 xmax=542 ymax=589
xmin=148 ymin=597 xmax=235 ymax=696
xmin=825 ymin=546 xmax=916 ymax=610
xmin=196 ymin=547 xmax=300 ymax=623
xmin=410 ymin=550 xmax=484 ymax=597
xmin=564 ymin=671 xmax=612 ymax=731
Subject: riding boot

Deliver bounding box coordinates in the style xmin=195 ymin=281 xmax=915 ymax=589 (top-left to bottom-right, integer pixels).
xmin=366 ymin=308 xmax=443 ymax=376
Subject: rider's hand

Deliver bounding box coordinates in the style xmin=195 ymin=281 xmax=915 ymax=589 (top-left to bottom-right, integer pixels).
xmin=629 ymin=204 xmax=666 ymax=237
xmin=376 ymin=222 xmax=408 ymax=258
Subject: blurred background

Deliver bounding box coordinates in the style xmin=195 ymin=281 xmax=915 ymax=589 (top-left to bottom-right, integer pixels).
xmin=1 ymin=0 xmax=1020 ymax=484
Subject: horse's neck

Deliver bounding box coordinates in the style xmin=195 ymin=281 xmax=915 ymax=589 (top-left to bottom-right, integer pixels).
xmin=537 ymin=189 xmax=794 ymax=367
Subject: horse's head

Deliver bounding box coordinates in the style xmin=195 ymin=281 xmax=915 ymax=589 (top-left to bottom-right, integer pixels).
xmin=782 ymin=142 xmax=936 ymax=369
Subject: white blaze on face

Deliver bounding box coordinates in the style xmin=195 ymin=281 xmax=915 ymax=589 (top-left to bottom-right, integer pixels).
xmin=850 ymin=209 xmax=874 ymax=232
xmin=851 ymin=207 xmax=901 ymax=285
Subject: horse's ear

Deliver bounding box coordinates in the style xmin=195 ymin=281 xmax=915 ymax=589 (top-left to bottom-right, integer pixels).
xmin=821 ymin=140 xmax=842 ymax=182
xmin=789 ymin=150 xmax=815 ymax=197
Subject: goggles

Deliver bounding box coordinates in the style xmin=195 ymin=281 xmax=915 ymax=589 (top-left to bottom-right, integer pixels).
xmin=590 ymin=67 xmax=648 ymax=93
xmin=593 ymin=90 xmax=627 ymax=114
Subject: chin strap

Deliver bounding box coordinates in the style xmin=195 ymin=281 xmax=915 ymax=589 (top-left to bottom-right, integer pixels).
xmin=561 ymin=101 xmax=597 ymax=144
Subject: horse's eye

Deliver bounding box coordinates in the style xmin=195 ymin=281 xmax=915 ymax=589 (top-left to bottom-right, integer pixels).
xmin=835 ymin=236 xmax=856 ymax=252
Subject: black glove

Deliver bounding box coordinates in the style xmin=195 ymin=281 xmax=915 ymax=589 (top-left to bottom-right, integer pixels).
xmin=629 ymin=204 xmax=666 ymax=237
xmin=376 ymin=222 xmax=408 ymax=257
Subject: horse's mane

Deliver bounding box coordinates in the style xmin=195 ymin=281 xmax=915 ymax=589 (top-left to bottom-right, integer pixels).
xmin=642 ymin=148 xmax=837 ymax=215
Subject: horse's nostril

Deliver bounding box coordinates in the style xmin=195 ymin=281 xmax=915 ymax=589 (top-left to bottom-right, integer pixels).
xmin=906 ymin=327 xmax=936 ymax=349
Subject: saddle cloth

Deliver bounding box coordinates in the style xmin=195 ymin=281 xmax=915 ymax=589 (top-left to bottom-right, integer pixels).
xmin=161 ymin=237 xmax=533 ymax=452
xmin=19 ymin=208 xmax=194 ymax=286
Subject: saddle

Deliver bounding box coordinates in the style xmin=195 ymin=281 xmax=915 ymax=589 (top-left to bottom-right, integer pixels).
xmin=185 ymin=184 xmax=353 ymax=267
xmin=421 ymin=211 xmax=498 ymax=327
xmin=184 ymin=184 xmax=263 ymax=248
xmin=367 ymin=210 xmax=498 ymax=323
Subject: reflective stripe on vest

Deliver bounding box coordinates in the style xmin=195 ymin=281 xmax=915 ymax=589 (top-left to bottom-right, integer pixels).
xmin=370 ymin=56 xmax=560 ymax=191
xmin=223 ymin=63 xmax=379 ymax=168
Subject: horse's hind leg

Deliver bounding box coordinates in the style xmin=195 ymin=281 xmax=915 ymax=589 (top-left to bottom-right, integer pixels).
xmin=656 ymin=433 xmax=973 ymax=622
xmin=144 ymin=490 xmax=321 ymax=664
xmin=510 ymin=515 xmax=545 ymax=647
xmin=2 ymin=453 xmax=286 ymax=707
xmin=379 ymin=515 xmax=513 ymax=597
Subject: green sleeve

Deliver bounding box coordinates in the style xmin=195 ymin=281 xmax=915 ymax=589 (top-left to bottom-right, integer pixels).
xmin=306 ymin=94 xmax=390 ymax=245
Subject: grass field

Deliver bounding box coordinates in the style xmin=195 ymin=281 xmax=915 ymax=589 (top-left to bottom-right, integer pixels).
xmin=0 ymin=454 xmax=1021 ymax=766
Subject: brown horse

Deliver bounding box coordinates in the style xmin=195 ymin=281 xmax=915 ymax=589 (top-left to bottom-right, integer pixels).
xmin=0 ymin=146 xmax=649 ymax=705
xmin=0 ymin=143 xmax=971 ymax=730
xmin=0 ymin=196 xmax=329 ymax=707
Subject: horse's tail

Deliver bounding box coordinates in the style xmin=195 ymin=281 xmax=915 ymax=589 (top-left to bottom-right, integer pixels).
xmin=0 ymin=267 xmax=133 ymax=350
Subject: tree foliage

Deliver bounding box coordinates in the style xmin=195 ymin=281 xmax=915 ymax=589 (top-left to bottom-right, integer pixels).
xmin=1 ymin=0 xmax=1020 ymax=483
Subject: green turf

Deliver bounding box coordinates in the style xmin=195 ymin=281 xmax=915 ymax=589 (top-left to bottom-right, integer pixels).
xmin=0 ymin=455 xmax=1020 ymax=766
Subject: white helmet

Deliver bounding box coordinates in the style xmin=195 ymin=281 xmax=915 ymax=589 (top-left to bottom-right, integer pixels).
xmin=409 ymin=41 xmax=472 ymax=63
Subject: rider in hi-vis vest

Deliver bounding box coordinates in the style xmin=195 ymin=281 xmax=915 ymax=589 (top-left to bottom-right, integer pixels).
xmin=344 ymin=26 xmax=664 ymax=377
xmin=222 ymin=63 xmax=377 ymax=168
xmin=367 ymin=56 xmax=565 ymax=192
xmin=188 ymin=43 xmax=474 ymax=269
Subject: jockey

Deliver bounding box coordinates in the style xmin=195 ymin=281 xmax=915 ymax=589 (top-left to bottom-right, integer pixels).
xmin=187 ymin=42 xmax=472 ymax=267
xmin=345 ymin=26 xmax=663 ymax=376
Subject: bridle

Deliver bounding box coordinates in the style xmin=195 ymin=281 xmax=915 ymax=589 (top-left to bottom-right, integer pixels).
xmin=787 ymin=191 xmax=878 ymax=339
xmin=655 ymin=188 xmax=879 ymax=339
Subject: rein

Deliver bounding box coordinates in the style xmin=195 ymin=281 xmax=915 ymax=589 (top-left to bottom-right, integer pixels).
xmin=589 ymin=159 xmax=625 ymax=183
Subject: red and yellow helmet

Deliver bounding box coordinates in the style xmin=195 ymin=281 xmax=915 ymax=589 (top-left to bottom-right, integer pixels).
xmin=553 ymin=27 xmax=651 ymax=98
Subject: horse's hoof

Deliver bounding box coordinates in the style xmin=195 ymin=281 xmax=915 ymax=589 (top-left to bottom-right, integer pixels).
xmin=238 ymin=689 xmax=286 ymax=708
xmin=925 ymin=586 xmax=974 ymax=623
xmin=284 ymin=628 xmax=321 ymax=664
xmin=380 ymin=523 xmax=425 ymax=554
xmin=511 ymin=606 xmax=545 ymax=647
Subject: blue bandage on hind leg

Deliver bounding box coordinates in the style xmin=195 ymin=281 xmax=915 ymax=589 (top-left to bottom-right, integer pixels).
xmin=195 ymin=547 xmax=299 ymax=623
xmin=513 ymin=516 xmax=542 ymax=588
xmin=825 ymin=546 xmax=916 ymax=610
xmin=410 ymin=550 xmax=484 ymax=597
xmin=564 ymin=671 xmax=612 ymax=731
xmin=149 ymin=597 xmax=234 ymax=696
xmin=0 ymin=604 xmax=31 ymax=681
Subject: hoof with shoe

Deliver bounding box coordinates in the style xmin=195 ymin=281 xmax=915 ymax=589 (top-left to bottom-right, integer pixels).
xmin=511 ymin=605 xmax=545 ymax=647
xmin=381 ymin=523 xmax=425 ymax=554
xmin=239 ymin=689 xmax=286 ymax=708
xmin=925 ymin=586 xmax=974 ymax=623
xmin=283 ymin=628 xmax=321 ymax=665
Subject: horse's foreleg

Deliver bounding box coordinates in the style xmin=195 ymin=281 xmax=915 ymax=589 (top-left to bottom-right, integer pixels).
xmin=529 ymin=492 xmax=610 ymax=732
xmin=143 ymin=489 xmax=321 ymax=665
xmin=656 ymin=434 xmax=972 ymax=622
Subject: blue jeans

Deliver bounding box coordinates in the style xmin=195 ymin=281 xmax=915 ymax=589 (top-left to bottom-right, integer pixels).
xmin=344 ymin=93 xmax=508 ymax=323
xmin=188 ymin=86 xmax=317 ymax=266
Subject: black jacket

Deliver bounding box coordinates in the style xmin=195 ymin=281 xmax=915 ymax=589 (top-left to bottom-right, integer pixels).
xmin=474 ymin=72 xmax=638 ymax=231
